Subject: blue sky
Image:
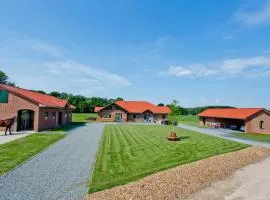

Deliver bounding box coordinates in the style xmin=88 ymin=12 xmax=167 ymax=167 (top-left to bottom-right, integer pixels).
xmin=0 ymin=0 xmax=270 ymax=108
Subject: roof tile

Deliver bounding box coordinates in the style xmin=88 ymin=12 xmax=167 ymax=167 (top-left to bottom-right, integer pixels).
xmin=0 ymin=84 xmax=69 ymax=108
xmin=114 ymin=101 xmax=171 ymax=114
xmin=198 ymin=108 xmax=264 ymax=120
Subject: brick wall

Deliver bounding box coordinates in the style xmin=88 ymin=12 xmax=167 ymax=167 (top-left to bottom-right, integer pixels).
xmin=98 ymin=109 xmax=168 ymax=123
xmin=246 ymin=111 xmax=270 ymax=133
xmin=38 ymin=107 xmax=72 ymax=131
xmin=97 ymin=105 xmax=128 ymax=122
xmin=0 ymin=92 xmax=40 ymax=132
xmin=0 ymin=91 xmax=73 ymax=132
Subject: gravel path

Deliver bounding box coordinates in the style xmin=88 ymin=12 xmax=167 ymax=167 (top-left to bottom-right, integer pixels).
xmin=178 ymin=123 xmax=270 ymax=148
xmin=188 ymin=157 xmax=270 ymax=200
xmin=0 ymin=123 xmax=104 ymax=200
xmin=87 ymin=147 xmax=270 ymax=200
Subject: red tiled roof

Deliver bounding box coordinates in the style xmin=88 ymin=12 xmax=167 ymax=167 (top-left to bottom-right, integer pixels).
xmin=198 ymin=108 xmax=264 ymax=120
xmin=113 ymin=101 xmax=171 ymax=114
xmin=0 ymin=84 xmax=70 ymax=108
xmin=94 ymin=106 xmax=104 ymax=112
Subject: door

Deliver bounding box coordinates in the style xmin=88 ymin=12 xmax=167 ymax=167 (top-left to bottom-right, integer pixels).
xmin=17 ymin=110 xmax=34 ymax=131
xmin=58 ymin=112 xmax=62 ymax=125
xmin=115 ymin=113 xmax=122 ymax=122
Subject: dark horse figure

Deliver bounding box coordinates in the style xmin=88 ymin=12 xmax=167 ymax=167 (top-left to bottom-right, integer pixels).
xmin=0 ymin=117 xmax=17 ymax=135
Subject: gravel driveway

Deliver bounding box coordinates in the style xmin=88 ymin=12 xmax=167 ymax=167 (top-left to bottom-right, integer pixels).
xmin=0 ymin=123 xmax=104 ymax=200
xmin=178 ymin=123 xmax=270 ymax=148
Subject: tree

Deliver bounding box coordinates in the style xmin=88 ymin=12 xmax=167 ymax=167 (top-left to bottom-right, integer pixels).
xmin=0 ymin=70 xmax=8 ymax=84
xmin=49 ymin=91 xmax=61 ymax=98
xmin=7 ymin=82 xmax=16 ymax=87
xmin=115 ymin=97 xmax=124 ymax=101
xmin=34 ymin=90 xmax=46 ymax=94
xmin=158 ymin=103 xmax=164 ymax=107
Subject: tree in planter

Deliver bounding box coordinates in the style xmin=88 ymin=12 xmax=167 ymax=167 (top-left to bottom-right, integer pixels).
xmin=168 ymin=100 xmax=179 ymax=134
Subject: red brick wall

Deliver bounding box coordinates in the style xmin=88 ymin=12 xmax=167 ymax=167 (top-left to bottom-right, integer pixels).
xmin=98 ymin=109 xmax=168 ymax=123
xmin=0 ymin=91 xmax=73 ymax=132
xmin=38 ymin=107 xmax=72 ymax=131
xmin=246 ymin=111 xmax=270 ymax=133
xmin=0 ymin=92 xmax=40 ymax=132
xmin=97 ymin=105 xmax=128 ymax=122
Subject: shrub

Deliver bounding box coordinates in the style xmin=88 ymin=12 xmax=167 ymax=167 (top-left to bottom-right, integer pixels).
xmin=86 ymin=116 xmax=97 ymax=121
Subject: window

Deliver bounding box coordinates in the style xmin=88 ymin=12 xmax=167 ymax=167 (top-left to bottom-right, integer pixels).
xmin=162 ymin=115 xmax=166 ymax=119
xmin=133 ymin=114 xmax=136 ymax=119
xmin=0 ymin=90 xmax=9 ymax=103
xmin=259 ymin=121 xmax=264 ymax=129
xmin=104 ymin=114 xmax=111 ymax=118
xmin=52 ymin=112 xmax=56 ymax=120
xmin=45 ymin=112 xmax=49 ymax=120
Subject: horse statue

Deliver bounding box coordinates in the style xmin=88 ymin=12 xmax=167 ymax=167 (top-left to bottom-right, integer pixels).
xmin=0 ymin=116 xmax=17 ymax=135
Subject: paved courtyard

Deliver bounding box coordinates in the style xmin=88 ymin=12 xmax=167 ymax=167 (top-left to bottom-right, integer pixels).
xmin=188 ymin=157 xmax=270 ymax=200
xmin=178 ymin=123 xmax=270 ymax=148
xmin=0 ymin=131 xmax=33 ymax=145
xmin=0 ymin=123 xmax=104 ymax=200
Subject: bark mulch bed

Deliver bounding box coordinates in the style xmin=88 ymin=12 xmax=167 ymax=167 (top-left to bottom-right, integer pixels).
xmin=86 ymin=147 xmax=270 ymax=200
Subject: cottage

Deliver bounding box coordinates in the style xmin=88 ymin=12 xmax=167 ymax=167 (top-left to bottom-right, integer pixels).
xmin=198 ymin=108 xmax=270 ymax=133
xmin=0 ymin=84 xmax=74 ymax=132
xmin=95 ymin=101 xmax=171 ymax=123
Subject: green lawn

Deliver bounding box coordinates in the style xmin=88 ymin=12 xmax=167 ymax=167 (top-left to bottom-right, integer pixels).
xmin=231 ymin=132 xmax=270 ymax=143
xmin=0 ymin=134 xmax=65 ymax=175
xmin=171 ymin=115 xmax=199 ymax=126
xmin=89 ymin=124 xmax=248 ymax=193
xmin=72 ymin=113 xmax=97 ymax=123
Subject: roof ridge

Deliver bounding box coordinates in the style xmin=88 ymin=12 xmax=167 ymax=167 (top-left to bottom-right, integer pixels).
xmin=0 ymin=84 xmax=68 ymax=108
xmin=1 ymin=84 xmax=67 ymax=101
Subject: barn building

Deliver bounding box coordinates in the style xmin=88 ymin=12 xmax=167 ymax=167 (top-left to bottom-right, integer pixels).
xmin=0 ymin=84 xmax=74 ymax=132
xmin=198 ymin=108 xmax=270 ymax=133
xmin=95 ymin=101 xmax=171 ymax=123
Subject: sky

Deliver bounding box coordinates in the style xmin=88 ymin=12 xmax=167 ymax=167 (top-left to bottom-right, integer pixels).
xmin=0 ymin=0 xmax=270 ymax=108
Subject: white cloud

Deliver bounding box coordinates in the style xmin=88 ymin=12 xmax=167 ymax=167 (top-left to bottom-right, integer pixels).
xmin=221 ymin=56 xmax=270 ymax=73
xmin=30 ymin=40 xmax=63 ymax=58
xmin=45 ymin=59 xmax=131 ymax=87
xmin=234 ymin=1 xmax=270 ymax=25
xmin=167 ymin=64 xmax=217 ymax=77
xmin=165 ymin=55 xmax=270 ymax=79
xmin=0 ymin=38 xmax=131 ymax=95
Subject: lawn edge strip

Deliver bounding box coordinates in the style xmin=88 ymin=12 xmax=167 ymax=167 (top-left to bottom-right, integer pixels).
xmin=89 ymin=125 xmax=107 ymax=192
xmin=0 ymin=133 xmax=66 ymax=176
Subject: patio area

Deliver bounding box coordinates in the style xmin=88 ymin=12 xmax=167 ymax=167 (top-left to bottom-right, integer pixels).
xmin=0 ymin=131 xmax=34 ymax=145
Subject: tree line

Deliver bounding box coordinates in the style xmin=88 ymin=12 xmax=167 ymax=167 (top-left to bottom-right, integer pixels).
xmin=165 ymin=100 xmax=234 ymax=116
xmin=0 ymin=69 xmax=234 ymax=114
xmin=47 ymin=92 xmax=124 ymax=113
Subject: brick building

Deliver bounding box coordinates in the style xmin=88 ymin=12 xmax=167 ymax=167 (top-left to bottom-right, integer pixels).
xmin=95 ymin=101 xmax=171 ymax=123
xmin=198 ymin=108 xmax=270 ymax=133
xmin=0 ymin=84 xmax=74 ymax=132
